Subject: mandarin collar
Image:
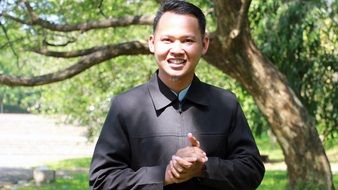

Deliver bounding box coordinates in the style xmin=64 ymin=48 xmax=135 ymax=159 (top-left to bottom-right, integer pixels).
xmin=147 ymin=72 xmax=209 ymax=111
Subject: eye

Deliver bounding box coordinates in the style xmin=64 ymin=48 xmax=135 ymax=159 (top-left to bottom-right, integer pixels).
xmin=161 ymin=38 xmax=172 ymax=43
xmin=183 ymin=39 xmax=195 ymax=43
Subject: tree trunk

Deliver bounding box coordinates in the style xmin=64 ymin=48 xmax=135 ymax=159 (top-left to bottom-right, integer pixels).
xmin=204 ymin=0 xmax=334 ymax=189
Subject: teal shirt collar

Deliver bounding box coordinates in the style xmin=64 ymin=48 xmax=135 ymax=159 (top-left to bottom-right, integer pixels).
xmin=171 ymin=85 xmax=191 ymax=102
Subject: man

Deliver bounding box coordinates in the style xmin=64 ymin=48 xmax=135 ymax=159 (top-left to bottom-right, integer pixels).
xmin=89 ymin=1 xmax=265 ymax=189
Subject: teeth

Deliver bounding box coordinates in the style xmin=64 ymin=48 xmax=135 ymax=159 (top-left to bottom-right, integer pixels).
xmin=169 ymin=59 xmax=185 ymax=64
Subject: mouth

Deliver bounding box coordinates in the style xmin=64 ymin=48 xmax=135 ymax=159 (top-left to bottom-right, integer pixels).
xmin=167 ymin=58 xmax=187 ymax=68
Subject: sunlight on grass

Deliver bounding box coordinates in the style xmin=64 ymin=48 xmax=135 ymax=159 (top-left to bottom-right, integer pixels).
xmin=19 ymin=173 xmax=88 ymax=190
xmin=18 ymin=168 xmax=338 ymax=190
xmin=255 ymin=133 xmax=284 ymax=161
xmin=47 ymin=157 xmax=91 ymax=170
xmin=258 ymin=170 xmax=287 ymax=190
xmin=259 ymin=171 xmax=338 ymax=190
xmin=19 ymin=158 xmax=91 ymax=190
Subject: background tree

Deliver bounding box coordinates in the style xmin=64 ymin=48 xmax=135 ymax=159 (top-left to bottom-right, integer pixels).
xmin=0 ymin=0 xmax=336 ymax=189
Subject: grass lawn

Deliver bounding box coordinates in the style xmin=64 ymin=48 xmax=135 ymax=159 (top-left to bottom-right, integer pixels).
xmin=18 ymin=168 xmax=338 ymax=189
xmin=17 ymin=158 xmax=338 ymax=190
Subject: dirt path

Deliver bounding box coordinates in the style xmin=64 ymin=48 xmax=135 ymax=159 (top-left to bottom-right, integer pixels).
xmin=0 ymin=114 xmax=95 ymax=168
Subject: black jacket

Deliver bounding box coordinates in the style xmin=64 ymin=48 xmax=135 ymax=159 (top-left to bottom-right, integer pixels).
xmin=89 ymin=73 xmax=265 ymax=190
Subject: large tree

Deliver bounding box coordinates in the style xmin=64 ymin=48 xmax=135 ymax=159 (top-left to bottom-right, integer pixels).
xmin=0 ymin=0 xmax=334 ymax=189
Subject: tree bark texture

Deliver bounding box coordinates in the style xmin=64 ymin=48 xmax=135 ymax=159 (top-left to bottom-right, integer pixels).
xmin=203 ymin=0 xmax=334 ymax=189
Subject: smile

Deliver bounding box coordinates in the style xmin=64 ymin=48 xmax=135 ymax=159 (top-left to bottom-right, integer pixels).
xmin=167 ymin=59 xmax=187 ymax=64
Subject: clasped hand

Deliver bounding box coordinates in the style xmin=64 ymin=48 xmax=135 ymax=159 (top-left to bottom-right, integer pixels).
xmin=164 ymin=133 xmax=208 ymax=185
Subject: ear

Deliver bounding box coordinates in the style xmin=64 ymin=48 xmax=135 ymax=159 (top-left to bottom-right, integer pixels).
xmin=201 ymin=34 xmax=209 ymax=55
xmin=148 ymin=35 xmax=155 ymax=53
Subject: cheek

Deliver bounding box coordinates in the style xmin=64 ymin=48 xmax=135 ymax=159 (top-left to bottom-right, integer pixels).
xmin=186 ymin=48 xmax=202 ymax=60
xmin=154 ymin=46 xmax=169 ymax=59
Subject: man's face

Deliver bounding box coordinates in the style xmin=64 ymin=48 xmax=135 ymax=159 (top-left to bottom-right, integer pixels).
xmin=149 ymin=12 xmax=209 ymax=82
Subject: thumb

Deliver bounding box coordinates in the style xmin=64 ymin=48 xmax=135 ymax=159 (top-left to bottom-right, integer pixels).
xmin=187 ymin=133 xmax=200 ymax=147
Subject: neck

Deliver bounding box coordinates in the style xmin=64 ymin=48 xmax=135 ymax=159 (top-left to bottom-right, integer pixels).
xmin=158 ymin=72 xmax=193 ymax=93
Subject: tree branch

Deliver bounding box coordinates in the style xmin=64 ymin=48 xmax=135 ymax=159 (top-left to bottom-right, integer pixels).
xmin=31 ymin=43 xmax=131 ymax=58
xmin=0 ymin=41 xmax=151 ymax=87
xmin=0 ymin=37 xmax=25 ymax=49
xmin=22 ymin=0 xmax=38 ymax=20
xmin=230 ymin=0 xmax=251 ymax=39
xmin=155 ymin=0 xmax=165 ymax=3
xmin=2 ymin=12 xmax=153 ymax=32
xmin=42 ymin=37 xmax=77 ymax=47
xmin=97 ymin=0 xmax=108 ymax=18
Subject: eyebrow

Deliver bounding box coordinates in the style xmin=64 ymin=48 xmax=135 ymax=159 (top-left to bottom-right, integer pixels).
xmin=160 ymin=35 xmax=197 ymax=39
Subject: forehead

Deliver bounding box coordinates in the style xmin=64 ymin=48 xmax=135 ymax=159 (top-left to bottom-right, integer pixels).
xmin=155 ymin=12 xmax=201 ymax=36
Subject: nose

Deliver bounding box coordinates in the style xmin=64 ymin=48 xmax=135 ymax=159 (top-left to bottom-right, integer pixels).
xmin=170 ymin=41 xmax=184 ymax=54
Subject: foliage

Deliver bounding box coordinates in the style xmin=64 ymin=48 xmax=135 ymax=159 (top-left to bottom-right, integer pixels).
xmin=249 ymin=0 xmax=338 ymax=142
xmin=1 ymin=1 xmax=336 ymax=188
xmin=38 ymin=55 xmax=156 ymax=139
xmin=0 ymin=0 xmax=336 ymax=142
xmin=0 ymin=85 xmax=40 ymax=113
xmin=0 ymin=0 xmax=158 ymax=136
xmin=0 ymin=0 xmax=266 ymax=139
xmin=0 ymin=54 xmax=42 ymax=113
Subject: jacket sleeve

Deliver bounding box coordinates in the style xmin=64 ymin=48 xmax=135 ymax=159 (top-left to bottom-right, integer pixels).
xmin=89 ymin=97 xmax=166 ymax=190
xmin=198 ymin=102 xmax=265 ymax=190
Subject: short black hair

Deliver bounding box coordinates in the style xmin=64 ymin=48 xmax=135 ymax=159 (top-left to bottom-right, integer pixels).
xmin=153 ymin=0 xmax=206 ymax=36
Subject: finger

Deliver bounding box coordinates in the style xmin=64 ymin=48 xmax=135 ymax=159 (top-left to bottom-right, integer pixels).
xmin=168 ymin=169 xmax=179 ymax=184
xmin=166 ymin=163 xmax=180 ymax=185
xmin=181 ymin=156 xmax=198 ymax=163
xmin=193 ymin=147 xmax=206 ymax=155
xmin=175 ymin=146 xmax=207 ymax=162
xmin=189 ymin=148 xmax=207 ymax=163
xmin=170 ymin=160 xmax=181 ymax=178
xmin=173 ymin=156 xmax=194 ymax=169
xmin=172 ymin=156 xmax=184 ymax=173
xmin=187 ymin=133 xmax=200 ymax=147
xmin=194 ymin=153 xmax=208 ymax=163
xmin=196 ymin=150 xmax=208 ymax=161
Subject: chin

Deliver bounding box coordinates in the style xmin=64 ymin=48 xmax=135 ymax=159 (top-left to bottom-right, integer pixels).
xmin=159 ymin=67 xmax=189 ymax=81
xmin=169 ymin=76 xmax=180 ymax=82
xmin=167 ymin=71 xmax=184 ymax=78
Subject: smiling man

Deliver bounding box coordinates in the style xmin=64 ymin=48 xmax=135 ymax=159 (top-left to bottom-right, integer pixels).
xmin=89 ymin=1 xmax=265 ymax=189
xmin=148 ymin=10 xmax=209 ymax=93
